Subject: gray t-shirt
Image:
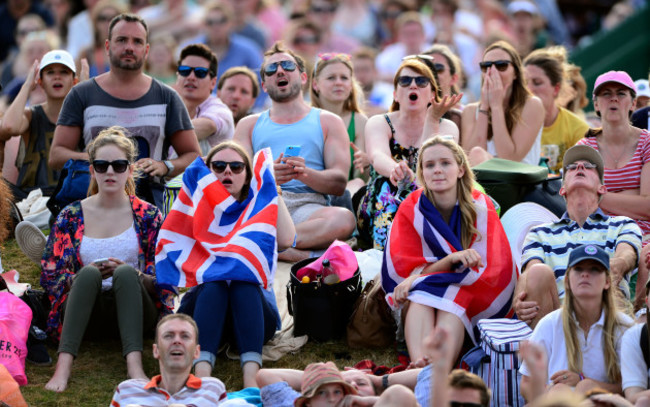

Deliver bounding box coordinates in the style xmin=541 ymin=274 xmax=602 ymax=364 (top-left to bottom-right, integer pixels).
xmin=57 ymin=77 xmax=193 ymax=162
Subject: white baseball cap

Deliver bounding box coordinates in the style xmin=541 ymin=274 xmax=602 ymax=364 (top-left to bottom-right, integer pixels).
xmin=635 ymin=79 xmax=650 ymax=98
xmin=507 ymin=0 xmax=539 ymax=15
xmin=39 ymin=50 xmax=76 ymax=75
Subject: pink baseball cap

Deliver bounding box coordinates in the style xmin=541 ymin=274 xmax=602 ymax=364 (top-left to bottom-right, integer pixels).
xmin=592 ymin=70 xmax=636 ymax=97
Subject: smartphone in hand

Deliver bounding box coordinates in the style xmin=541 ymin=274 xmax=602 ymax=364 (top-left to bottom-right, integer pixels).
xmin=284 ymin=145 xmax=301 ymax=158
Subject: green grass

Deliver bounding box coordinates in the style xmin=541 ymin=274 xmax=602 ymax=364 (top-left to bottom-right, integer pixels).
xmin=2 ymin=239 xmax=398 ymax=406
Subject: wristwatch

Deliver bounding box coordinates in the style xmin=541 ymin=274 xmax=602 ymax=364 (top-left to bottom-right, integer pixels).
xmin=163 ymin=160 xmax=174 ymax=176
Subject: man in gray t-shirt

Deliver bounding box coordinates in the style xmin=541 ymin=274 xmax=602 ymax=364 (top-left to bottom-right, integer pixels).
xmin=50 ymin=13 xmax=200 ymax=208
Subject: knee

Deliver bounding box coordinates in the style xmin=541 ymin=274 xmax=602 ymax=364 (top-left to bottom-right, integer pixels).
xmin=377 ymin=385 xmax=417 ymax=406
xmin=330 ymin=208 xmax=356 ymax=237
xmin=75 ymin=266 xmax=102 ymax=285
xmin=521 ymin=263 xmax=556 ymax=296
xmin=112 ymin=265 xmax=138 ymax=282
xmin=468 ymin=146 xmax=489 ymax=166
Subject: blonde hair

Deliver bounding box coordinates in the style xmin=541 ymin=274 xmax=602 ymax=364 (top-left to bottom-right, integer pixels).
xmin=482 ymin=40 xmax=531 ymax=141
xmin=416 ymin=137 xmax=478 ymax=249
xmin=87 ymin=126 xmax=138 ymax=196
xmin=205 ymin=141 xmax=253 ymax=202
xmin=311 ymin=54 xmax=364 ymax=114
xmin=390 ymin=59 xmax=440 ymax=112
xmin=562 ymin=261 xmax=628 ymax=383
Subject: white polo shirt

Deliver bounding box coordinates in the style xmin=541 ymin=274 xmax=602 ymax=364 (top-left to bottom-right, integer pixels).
xmin=520 ymin=309 xmax=632 ymax=384
xmin=622 ymin=323 xmax=650 ymax=391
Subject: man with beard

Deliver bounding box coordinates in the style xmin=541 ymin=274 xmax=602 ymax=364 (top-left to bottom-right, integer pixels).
xmin=110 ymin=314 xmax=228 ymax=406
xmin=49 ymin=13 xmax=200 ymax=208
xmin=235 ymin=41 xmax=355 ymax=262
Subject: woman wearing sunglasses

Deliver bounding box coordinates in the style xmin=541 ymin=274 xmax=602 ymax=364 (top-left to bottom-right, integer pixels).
xmin=311 ymin=52 xmax=369 ymax=195
xmin=176 ymin=141 xmax=294 ymax=387
xmin=577 ymin=71 xmax=650 ymax=312
xmin=357 ymin=58 xmax=460 ymax=250
xmin=43 ymin=126 xmax=172 ymax=392
xmin=461 ymin=40 xmax=544 ymax=166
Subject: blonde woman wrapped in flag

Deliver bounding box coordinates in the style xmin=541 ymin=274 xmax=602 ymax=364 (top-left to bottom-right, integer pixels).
xmin=382 ymin=136 xmax=518 ymax=369
xmin=155 ymin=141 xmax=295 ymax=387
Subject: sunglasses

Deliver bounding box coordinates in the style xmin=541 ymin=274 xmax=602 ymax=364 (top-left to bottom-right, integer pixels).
xmin=479 ymin=60 xmax=512 ymax=73
xmin=565 ymin=162 xmax=598 ymax=171
xmin=92 ymin=159 xmax=130 ymax=173
xmin=397 ymin=75 xmax=430 ymax=88
xmin=177 ymin=65 xmax=211 ymax=79
xmin=449 ymin=402 xmax=482 ymax=407
xmin=264 ymin=60 xmax=297 ymax=76
xmin=380 ymin=10 xmax=402 ymax=19
xmin=96 ymin=14 xmax=117 ymax=23
xmin=206 ymin=16 xmax=228 ymax=26
xmin=210 ymin=160 xmax=246 ymax=174
xmin=310 ymin=5 xmax=337 ymax=13
xmin=293 ymin=36 xmax=319 ymax=45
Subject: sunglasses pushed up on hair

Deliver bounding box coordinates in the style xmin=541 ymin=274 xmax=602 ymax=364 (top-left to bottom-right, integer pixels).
xmin=263 ymin=60 xmax=297 ymax=76
xmin=479 ymin=60 xmax=512 ymax=73
xmin=92 ymin=160 xmax=130 ymax=173
xmin=177 ymin=65 xmax=211 ymax=79
xmin=210 ymin=160 xmax=246 ymax=174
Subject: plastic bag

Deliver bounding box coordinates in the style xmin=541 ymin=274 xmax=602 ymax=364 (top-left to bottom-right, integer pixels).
xmin=0 ymin=292 xmax=32 ymax=385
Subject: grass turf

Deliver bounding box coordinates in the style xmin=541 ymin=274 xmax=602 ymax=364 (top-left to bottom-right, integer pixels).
xmin=2 ymin=239 xmax=398 ymax=406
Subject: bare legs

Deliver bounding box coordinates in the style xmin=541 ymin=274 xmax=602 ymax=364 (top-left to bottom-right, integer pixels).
xmin=514 ymin=263 xmax=560 ymax=328
xmin=404 ymin=302 xmax=465 ymax=371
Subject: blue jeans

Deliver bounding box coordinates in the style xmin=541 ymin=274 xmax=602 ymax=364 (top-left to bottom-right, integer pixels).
xmin=187 ymin=281 xmax=277 ymax=367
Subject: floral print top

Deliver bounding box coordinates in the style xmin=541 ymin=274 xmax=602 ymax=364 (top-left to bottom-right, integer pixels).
xmin=40 ymin=196 xmax=174 ymax=341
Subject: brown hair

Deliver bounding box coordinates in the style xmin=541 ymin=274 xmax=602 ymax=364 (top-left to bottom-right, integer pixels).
xmin=205 ymin=141 xmax=253 ymax=202
xmin=482 ymin=40 xmax=532 ymax=141
xmin=155 ymin=313 xmax=199 ymax=344
xmin=311 ymin=54 xmax=363 ymax=114
xmin=218 ymin=66 xmax=260 ymax=98
xmin=87 ymin=126 xmax=138 ymax=196
xmin=108 ymin=13 xmax=148 ymax=41
xmin=91 ymin=0 xmax=127 ymax=46
xmin=390 ymin=59 xmax=440 ymax=112
xmin=523 ymin=47 xmax=565 ymax=87
xmin=178 ymin=43 xmax=218 ymax=78
xmin=261 ymin=41 xmax=307 ymax=83
xmin=448 ymin=369 xmax=491 ymax=407
xmin=417 ymin=137 xmax=478 ymax=249
xmin=424 ymin=44 xmax=464 ymax=95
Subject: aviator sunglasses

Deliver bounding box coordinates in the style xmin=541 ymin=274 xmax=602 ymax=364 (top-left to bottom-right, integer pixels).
xmin=479 ymin=60 xmax=512 ymax=73
xmin=210 ymin=160 xmax=246 ymax=174
xmin=92 ymin=160 xmax=130 ymax=173
xmin=397 ymin=75 xmax=430 ymax=88
xmin=264 ymin=60 xmax=297 ymax=76
xmin=177 ymin=65 xmax=211 ymax=79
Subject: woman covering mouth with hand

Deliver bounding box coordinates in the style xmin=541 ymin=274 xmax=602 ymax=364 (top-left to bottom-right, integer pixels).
xmin=357 ymin=57 xmax=460 ymax=250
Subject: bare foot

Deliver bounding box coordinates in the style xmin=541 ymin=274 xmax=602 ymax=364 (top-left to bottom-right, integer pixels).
xmin=194 ymin=361 xmax=212 ymax=378
xmin=278 ymin=248 xmax=311 ymax=263
xmin=126 ymin=351 xmax=148 ymax=380
xmin=45 ymin=353 xmax=74 ymax=392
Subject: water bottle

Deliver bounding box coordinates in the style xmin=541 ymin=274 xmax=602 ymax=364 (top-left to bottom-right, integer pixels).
xmin=321 ymin=259 xmax=340 ymax=285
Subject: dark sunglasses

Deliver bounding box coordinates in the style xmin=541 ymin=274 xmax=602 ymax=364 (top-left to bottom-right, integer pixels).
xmin=178 ymin=65 xmax=211 ymax=79
xmin=210 ymin=160 xmax=246 ymax=174
xmin=264 ymin=60 xmax=297 ymax=76
xmin=92 ymin=159 xmax=130 ymax=173
xmin=206 ymin=16 xmax=228 ymax=26
xmin=96 ymin=14 xmax=117 ymax=23
xmin=293 ymin=36 xmax=319 ymax=45
xmin=450 ymin=402 xmax=482 ymax=407
xmin=479 ymin=60 xmax=512 ymax=73
xmin=310 ymin=5 xmax=337 ymax=13
xmin=433 ymin=63 xmax=445 ymax=73
xmin=397 ymin=75 xmax=430 ymax=88
xmin=381 ymin=10 xmax=402 ymax=19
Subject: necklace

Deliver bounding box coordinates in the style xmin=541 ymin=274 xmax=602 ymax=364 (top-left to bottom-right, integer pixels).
xmin=600 ymin=139 xmax=632 ymax=169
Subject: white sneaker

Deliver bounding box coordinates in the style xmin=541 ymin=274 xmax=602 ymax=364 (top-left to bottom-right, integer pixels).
xmin=15 ymin=221 xmax=47 ymax=264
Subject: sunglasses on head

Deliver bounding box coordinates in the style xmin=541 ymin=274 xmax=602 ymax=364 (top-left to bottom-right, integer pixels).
xmin=264 ymin=60 xmax=297 ymax=76
xmin=566 ymin=162 xmax=598 ymax=171
xmin=178 ymin=65 xmax=211 ymax=79
xmin=479 ymin=60 xmax=512 ymax=73
xmin=93 ymin=159 xmax=130 ymax=173
xmin=210 ymin=160 xmax=246 ymax=174
xmin=397 ymin=75 xmax=430 ymax=88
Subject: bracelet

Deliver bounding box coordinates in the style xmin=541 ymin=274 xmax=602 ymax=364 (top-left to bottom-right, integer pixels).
xmin=278 ymin=234 xmax=297 ymax=253
xmin=478 ymin=106 xmax=490 ymax=116
xmin=276 ymin=185 xmax=283 ymax=196
xmin=579 ymin=372 xmax=585 ymax=381
xmin=382 ymin=374 xmax=389 ymax=390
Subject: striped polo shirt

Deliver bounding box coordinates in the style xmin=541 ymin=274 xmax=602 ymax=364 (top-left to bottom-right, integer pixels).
xmin=521 ymin=209 xmax=642 ymax=298
xmin=111 ymin=374 xmax=227 ymax=406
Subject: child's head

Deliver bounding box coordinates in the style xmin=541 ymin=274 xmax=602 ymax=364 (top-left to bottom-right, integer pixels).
xmin=295 ymin=362 xmax=357 ymax=407
xmin=38 ymin=50 xmax=77 ymax=99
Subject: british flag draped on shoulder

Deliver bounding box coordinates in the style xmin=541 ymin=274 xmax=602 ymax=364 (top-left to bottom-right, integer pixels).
xmin=155 ymin=148 xmax=278 ymax=290
xmin=381 ymin=188 xmax=518 ymax=343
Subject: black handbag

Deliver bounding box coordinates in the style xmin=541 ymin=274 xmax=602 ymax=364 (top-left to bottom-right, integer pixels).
xmin=287 ymin=257 xmax=362 ymax=342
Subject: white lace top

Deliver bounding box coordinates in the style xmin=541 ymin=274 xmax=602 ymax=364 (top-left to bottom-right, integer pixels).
xmin=79 ymin=224 xmax=139 ymax=290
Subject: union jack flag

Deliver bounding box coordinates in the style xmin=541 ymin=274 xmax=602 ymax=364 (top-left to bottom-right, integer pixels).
xmin=155 ymin=149 xmax=278 ymax=289
xmin=382 ymin=189 xmax=518 ymax=343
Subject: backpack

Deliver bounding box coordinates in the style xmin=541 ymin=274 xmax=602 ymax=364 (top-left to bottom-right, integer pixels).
xmin=461 ymin=318 xmax=532 ymax=407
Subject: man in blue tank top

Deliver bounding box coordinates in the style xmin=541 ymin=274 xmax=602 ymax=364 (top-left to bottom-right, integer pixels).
xmin=235 ymin=41 xmax=355 ymax=262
